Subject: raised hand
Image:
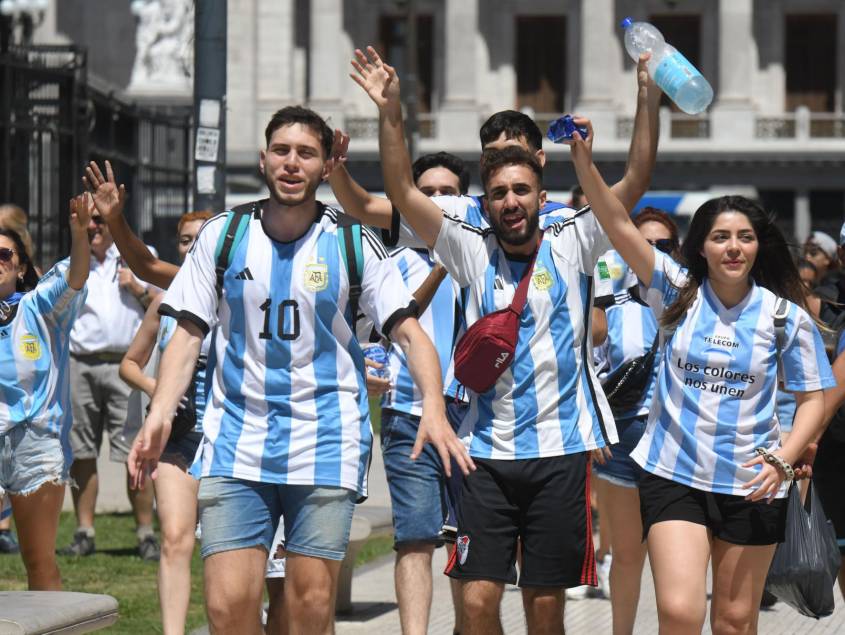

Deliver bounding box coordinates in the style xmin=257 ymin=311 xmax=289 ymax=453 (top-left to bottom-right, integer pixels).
xmin=83 ymin=160 xmax=127 ymax=221
xmin=69 ymin=193 xmax=92 ymax=233
xmin=567 ymin=115 xmax=595 ymax=169
xmin=349 ymin=46 xmax=400 ymax=110
xmin=327 ymin=128 xmax=350 ymax=172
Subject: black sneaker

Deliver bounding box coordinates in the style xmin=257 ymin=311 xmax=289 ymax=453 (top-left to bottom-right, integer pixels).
xmin=0 ymin=530 xmax=20 ymax=554
xmin=59 ymin=530 xmax=95 ymax=556
xmin=138 ymin=534 xmax=160 ymax=561
xmin=439 ymin=524 xmax=458 ymax=544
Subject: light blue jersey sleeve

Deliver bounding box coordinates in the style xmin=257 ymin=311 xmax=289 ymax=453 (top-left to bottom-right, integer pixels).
xmin=641 ymin=248 xmax=688 ymax=320
xmin=779 ymin=304 xmax=836 ymax=392
xmin=30 ymin=261 xmax=86 ymax=327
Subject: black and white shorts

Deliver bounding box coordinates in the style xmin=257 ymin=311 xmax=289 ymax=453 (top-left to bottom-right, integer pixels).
xmin=445 ymin=453 xmax=594 ymax=588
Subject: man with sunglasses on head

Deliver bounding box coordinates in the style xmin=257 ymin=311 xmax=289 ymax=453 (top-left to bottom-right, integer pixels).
xmin=60 ymin=196 xmax=161 ymax=561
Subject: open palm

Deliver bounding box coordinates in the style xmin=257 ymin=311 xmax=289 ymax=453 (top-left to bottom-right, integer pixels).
xmin=83 ymin=160 xmax=127 ymax=221
xmin=69 ymin=193 xmax=91 ymax=232
xmin=350 ymin=46 xmax=400 ymax=109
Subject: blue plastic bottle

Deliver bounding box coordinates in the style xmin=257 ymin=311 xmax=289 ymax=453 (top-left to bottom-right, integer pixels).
xmin=621 ymin=17 xmax=713 ymax=115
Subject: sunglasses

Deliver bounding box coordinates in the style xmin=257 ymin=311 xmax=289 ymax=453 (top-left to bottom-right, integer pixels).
xmin=91 ymin=215 xmax=106 ymax=226
xmin=0 ymin=248 xmax=17 ymax=263
xmin=647 ymin=238 xmax=676 ymax=254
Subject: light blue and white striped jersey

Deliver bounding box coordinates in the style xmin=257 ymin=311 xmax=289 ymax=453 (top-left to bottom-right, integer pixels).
xmin=0 ymin=262 xmax=86 ymax=450
xmin=161 ymin=204 xmax=416 ymax=497
xmin=593 ymin=252 xmax=660 ymax=420
xmin=433 ymin=207 xmax=617 ymax=460
xmin=384 ymin=195 xmax=575 ymax=250
xmin=158 ymin=315 xmax=211 ymax=433
xmin=382 ymin=248 xmax=463 ymax=417
xmin=631 ymin=250 xmax=836 ymax=497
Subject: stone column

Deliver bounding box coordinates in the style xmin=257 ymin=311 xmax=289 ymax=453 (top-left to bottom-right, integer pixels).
xmin=795 ymin=189 xmax=811 ymax=243
xmin=309 ymin=0 xmax=345 ymax=126
xmin=256 ymin=0 xmax=295 ymax=139
xmin=711 ymin=0 xmax=755 ymax=141
xmin=574 ymin=0 xmax=618 ymax=140
xmin=437 ymin=0 xmax=479 ymax=149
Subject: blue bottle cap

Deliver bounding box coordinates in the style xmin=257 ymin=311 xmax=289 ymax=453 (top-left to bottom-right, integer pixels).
xmin=621 ymin=17 xmax=633 ymax=29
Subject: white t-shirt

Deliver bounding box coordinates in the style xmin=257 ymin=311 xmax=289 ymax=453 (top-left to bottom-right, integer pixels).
xmin=433 ymin=206 xmax=617 ymax=460
xmin=161 ymin=203 xmax=416 ymax=496
xmin=69 ymin=243 xmax=158 ymax=355
xmin=631 ymin=249 xmax=836 ymax=497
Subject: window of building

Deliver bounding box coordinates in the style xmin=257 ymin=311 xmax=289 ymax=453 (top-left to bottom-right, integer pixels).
xmin=785 ymin=14 xmax=836 ymax=112
xmin=378 ymin=15 xmax=434 ymax=113
xmin=515 ymin=16 xmax=566 ymax=114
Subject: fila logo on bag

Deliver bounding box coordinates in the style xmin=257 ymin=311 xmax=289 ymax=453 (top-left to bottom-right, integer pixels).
xmin=457 ymin=535 xmax=470 ymax=565
xmin=494 ymin=351 xmax=509 ymax=368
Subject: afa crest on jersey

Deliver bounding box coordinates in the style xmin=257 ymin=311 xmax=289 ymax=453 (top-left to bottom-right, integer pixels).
xmin=304 ymin=263 xmax=328 ymax=292
xmin=457 ymin=534 xmax=470 ymax=565
xmin=19 ymin=333 xmax=41 ymax=360
xmin=532 ymin=266 xmax=554 ymax=291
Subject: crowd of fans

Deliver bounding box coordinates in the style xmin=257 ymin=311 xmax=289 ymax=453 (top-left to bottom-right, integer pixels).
xmin=0 ymin=46 xmax=843 ymax=635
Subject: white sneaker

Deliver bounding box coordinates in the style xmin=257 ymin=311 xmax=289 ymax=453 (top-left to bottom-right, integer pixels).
xmin=596 ymin=553 xmax=612 ymax=599
xmin=565 ymin=585 xmax=590 ymax=600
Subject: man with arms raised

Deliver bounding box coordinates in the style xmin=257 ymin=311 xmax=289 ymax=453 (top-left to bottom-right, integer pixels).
xmin=128 ymin=106 xmax=472 ymax=635
xmin=352 ymin=52 xmax=617 ymax=634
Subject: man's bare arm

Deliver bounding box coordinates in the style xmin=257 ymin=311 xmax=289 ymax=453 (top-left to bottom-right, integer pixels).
xmin=350 ymin=47 xmax=443 ymax=248
xmin=608 ymin=54 xmax=662 ymax=212
xmin=84 ymin=160 xmax=179 ymax=288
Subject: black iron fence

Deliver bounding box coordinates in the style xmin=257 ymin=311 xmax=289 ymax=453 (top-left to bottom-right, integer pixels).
xmin=0 ymin=43 xmax=192 ymax=268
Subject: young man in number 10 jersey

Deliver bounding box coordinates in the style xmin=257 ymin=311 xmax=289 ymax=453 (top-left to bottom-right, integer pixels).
xmin=128 ymin=106 xmax=474 ymax=635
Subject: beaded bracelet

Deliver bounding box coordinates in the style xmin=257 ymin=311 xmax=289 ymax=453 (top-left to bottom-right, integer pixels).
xmin=754 ymin=447 xmax=795 ymax=481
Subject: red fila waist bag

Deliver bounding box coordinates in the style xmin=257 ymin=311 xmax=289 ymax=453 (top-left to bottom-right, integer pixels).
xmin=453 ymin=242 xmax=539 ymax=393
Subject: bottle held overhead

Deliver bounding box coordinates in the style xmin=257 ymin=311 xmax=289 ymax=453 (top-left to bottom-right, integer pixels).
xmin=621 ymin=17 xmax=714 ymax=115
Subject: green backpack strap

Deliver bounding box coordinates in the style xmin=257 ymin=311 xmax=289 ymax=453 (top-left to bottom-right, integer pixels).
xmin=213 ymin=200 xmax=263 ymax=299
xmin=336 ymin=212 xmax=365 ymax=331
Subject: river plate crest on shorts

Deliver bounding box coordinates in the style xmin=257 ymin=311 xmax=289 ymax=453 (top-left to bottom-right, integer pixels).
xmin=304 ymin=262 xmax=328 ymax=292
xmin=457 ymin=535 xmax=470 ymax=565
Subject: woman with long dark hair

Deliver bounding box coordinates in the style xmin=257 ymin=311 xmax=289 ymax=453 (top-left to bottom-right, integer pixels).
xmin=0 ymin=195 xmax=91 ymax=589
xmin=570 ymin=120 xmax=834 ymax=634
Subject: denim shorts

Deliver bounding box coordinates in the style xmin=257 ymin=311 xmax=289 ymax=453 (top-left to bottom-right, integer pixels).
xmin=594 ymin=416 xmax=646 ymax=488
xmin=381 ymin=408 xmax=448 ymax=547
xmin=0 ymin=423 xmax=69 ymax=496
xmin=197 ymin=476 xmax=356 ymax=561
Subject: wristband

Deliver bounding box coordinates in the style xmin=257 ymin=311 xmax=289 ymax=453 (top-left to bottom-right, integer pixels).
xmin=754 ymin=447 xmax=795 ymax=481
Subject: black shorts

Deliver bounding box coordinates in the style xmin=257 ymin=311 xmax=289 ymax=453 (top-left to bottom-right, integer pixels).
xmin=445 ymin=453 xmax=594 ymax=588
xmin=639 ymin=472 xmax=787 ymax=546
xmin=813 ymin=432 xmax=845 ymax=555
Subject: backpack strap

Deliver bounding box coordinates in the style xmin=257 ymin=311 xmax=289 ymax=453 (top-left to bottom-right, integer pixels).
xmin=336 ymin=212 xmax=365 ymax=332
xmin=773 ymin=297 xmax=789 ymax=359
xmin=213 ymin=201 xmax=260 ymax=300
xmin=510 ymin=233 xmax=543 ymax=315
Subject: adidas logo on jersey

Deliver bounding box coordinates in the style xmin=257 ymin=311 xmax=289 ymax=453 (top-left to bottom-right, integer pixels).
xmin=235 ymin=268 xmax=254 ymax=281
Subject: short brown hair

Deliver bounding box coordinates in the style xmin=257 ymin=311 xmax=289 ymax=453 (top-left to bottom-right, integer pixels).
xmin=633 ymin=207 xmax=680 ymax=249
xmin=264 ymin=106 xmax=333 ymax=158
xmin=480 ymin=146 xmax=543 ymax=191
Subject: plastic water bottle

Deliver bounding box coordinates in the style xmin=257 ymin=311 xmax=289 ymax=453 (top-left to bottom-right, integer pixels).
xmin=621 ymin=17 xmax=713 ymax=115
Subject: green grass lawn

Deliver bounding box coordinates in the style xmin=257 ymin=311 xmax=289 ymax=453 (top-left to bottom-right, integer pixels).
xmin=0 ymin=408 xmax=392 ymax=632
xmin=0 ymin=511 xmax=394 ymax=633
